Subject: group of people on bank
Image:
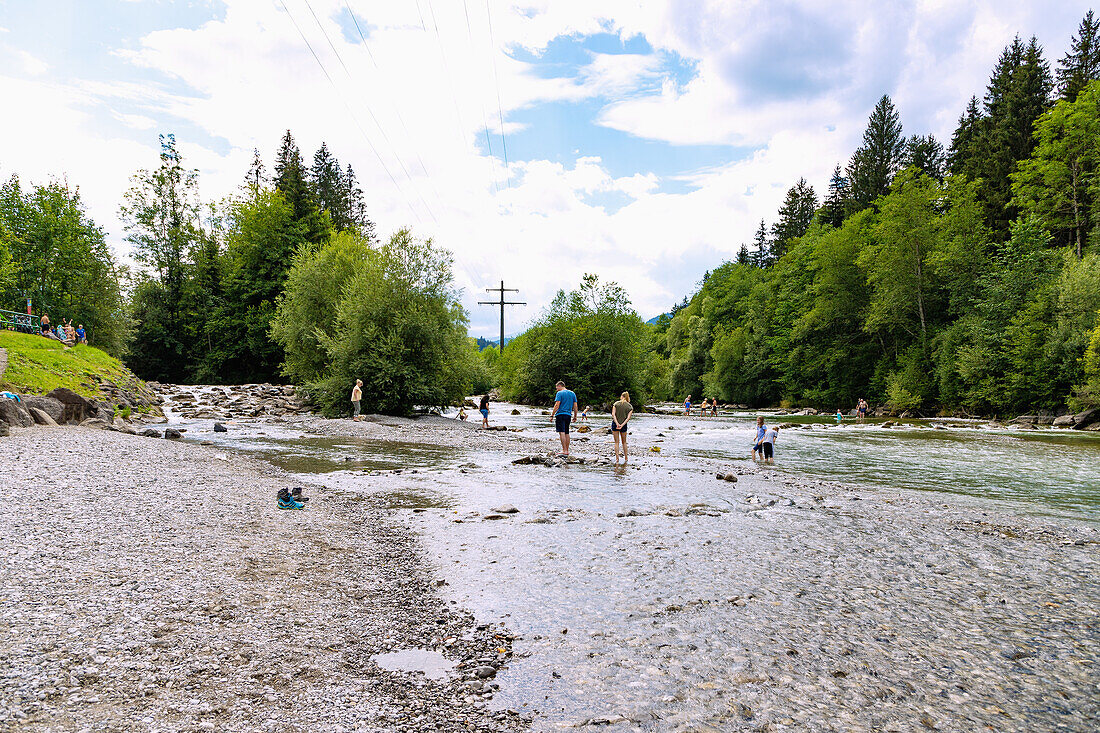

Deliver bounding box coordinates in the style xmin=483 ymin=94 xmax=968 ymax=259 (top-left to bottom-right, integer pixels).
xmin=38 ymin=313 xmax=86 ymax=346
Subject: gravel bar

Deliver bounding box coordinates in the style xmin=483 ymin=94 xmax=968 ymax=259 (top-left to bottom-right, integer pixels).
xmin=0 ymin=426 xmax=528 ymax=732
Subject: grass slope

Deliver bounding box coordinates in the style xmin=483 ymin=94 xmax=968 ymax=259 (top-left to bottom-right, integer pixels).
xmin=0 ymin=330 xmax=134 ymax=399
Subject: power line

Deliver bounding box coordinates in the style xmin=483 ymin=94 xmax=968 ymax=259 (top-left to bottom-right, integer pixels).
xmin=338 ymin=0 xmax=488 ymax=293
xmin=461 ymin=0 xmax=499 ymax=195
xmin=299 ymin=0 xmax=438 ymax=223
xmin=478 ymin=281 xmax=524 ymax=353
xmin=275 ymin=0 xmax=423 ymax=224
xmin=484 ymin=0 xmax=511 ymax=187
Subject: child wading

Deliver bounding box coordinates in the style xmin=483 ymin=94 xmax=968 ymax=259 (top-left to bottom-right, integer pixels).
xmin=761 ymin=424 xmax=779 ymax=463
xmin=751 ymin=416 xmax=767 ymax=460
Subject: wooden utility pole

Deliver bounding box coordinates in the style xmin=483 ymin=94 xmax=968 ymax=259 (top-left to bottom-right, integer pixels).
xmin=478 ymin=281 xmax=524 ymax=353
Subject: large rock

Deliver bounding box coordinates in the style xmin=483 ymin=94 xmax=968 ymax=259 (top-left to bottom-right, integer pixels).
xmin=164 ymin=428 xmax=183 ymax=440
xmin=47 ymin=388 xmax=95 ymax=424
xmin=0 ymin=422 xmax=8 ymax=437
xmin=20 ymin=395 xmax=64 ymax=423
xmin=28 ymin=407 xmax=58 ymax=426
xmin=0 ymin=398 xmax=33 ymax=428
xmin=1071 ymin=407 xmax=1100 ymax=429
xmin=1052 ymin=414 xmax=1076 ymax=427
xmin=79 ymin=417 xmax=112 ymax=430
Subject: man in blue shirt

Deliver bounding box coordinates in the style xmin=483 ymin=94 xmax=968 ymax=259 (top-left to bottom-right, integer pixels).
xmin=551 ymin=380 xmax=578 ymax=456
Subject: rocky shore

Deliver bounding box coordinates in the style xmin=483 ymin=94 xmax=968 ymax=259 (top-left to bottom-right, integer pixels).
xmin=0 ymin=427 xmax=528 ymax=732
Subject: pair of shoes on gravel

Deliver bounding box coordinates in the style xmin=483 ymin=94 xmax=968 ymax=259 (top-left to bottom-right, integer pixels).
xmin=277 ymin=487 xmax=309 ymax=510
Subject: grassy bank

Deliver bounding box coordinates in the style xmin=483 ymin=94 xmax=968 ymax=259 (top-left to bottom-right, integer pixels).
xmin=0 ymin=330 xmax=136 ymax=399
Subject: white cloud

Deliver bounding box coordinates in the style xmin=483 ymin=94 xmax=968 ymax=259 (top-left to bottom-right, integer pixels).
xmin=0 ymin=0 xmax=1092 ymax=332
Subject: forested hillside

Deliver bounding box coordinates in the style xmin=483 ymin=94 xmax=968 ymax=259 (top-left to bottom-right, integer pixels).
xmin=652 ymin=15 xmax=1100 ymax=415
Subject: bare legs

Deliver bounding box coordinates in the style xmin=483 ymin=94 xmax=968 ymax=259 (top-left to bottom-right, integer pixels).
xmin=614 ymin=430 xmax=628 ymax=463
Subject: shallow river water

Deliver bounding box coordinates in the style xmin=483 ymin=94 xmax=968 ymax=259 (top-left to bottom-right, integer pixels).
xmin=172 ymin=406 xmax=1100 ymax=731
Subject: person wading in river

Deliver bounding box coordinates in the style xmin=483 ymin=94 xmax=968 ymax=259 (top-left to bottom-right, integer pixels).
xmin=612 ymin=391 xmax=633 ymax=463
xmin=479 ymin=394 xmax=491 ymax=428
xmin=350 ymin=379 xmax=363 ymax=422
xmin=551 ymin=380 xmax=578 ymax=456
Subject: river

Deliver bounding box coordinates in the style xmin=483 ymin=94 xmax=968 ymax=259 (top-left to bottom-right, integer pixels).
xmin=168 ymin=402 xmax=1100 ymax=731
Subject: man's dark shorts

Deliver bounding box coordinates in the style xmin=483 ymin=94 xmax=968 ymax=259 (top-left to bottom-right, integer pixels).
xmin=555 ymin=414 xmax=571 ymax=433
xmin=762 ymin=442 xmax=774 ymax=459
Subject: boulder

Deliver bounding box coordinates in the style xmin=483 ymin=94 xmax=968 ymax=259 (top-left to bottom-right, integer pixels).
xmin=164 ymin=428 xmax=183 ymax=440
xmin=79 ymin=418 xmax=112 ymax=430
xmin=141 ymin=428 xmax=162 ymax=438
xmin=47 ymin=388 xmax=95 ymax=424
xmin=0 ymin=398 xmax=34 ymax=428
xmin=491 ymin=504 xmax=520 ymax=514
xmin=28 ymin=407 xmax=58 ymax=426
xmin=510 ymin=409 xmax=521 ymax=415
xmin=213 ymin=422 xmax=228 ymax=433
xmin=20 ymin=395 xmax=64 ymax=423
xmin=1071 ymin=407 xmax=1100 ymax=429
xmin=1012 ymin=415 xmax=1038 ymax=424
xmin=1052 ymin=414 xmax=1075 ymax=427
xmin=0 ymin=422 xmax=8 ymax=437
xmin=575 ymin=425 xmax=591 ymax=433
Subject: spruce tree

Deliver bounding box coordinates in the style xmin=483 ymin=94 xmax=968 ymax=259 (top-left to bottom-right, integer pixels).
xmin=947 ymin=96 xmax=983 ymax=178
xmin=770 ymin=178 xmax=818 ymax=259
xmin=974 ymin=36 xmax=1053 ymax=234
xmin=904 ymin=134 xmax=946 ymax=180
xmin=752 ymin=219 xmax=770 ymax=267
xmin=311 ymin=142 xmax=345 ymax=229
xmin=273 ymin=130 xmax=330 ymax=246
xmin=343 ymin=164 xmax=376 ymax=241
xmin=821 ymin=165 xmax=850 ymax=227
xmin=736 ymin=244 xmax=751 ymax=266
xmin=1057 ymin=10 xmax=1100 ymax=101
xmin=244 ymin=148 xmax=266 ymax=197
xmin=846 ymin=95 xmax=905 ymax=209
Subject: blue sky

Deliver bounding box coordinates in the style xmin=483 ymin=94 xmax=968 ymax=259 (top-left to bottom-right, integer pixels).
xmin=0 ymin=0 xmax=1092 ymax=337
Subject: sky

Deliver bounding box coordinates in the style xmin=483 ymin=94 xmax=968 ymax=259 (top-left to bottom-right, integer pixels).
xmin=0 ymin=0 xmax=1092 ymax=338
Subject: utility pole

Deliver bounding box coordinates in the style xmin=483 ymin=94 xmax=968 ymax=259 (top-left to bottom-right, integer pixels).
xmin=478 ymin=281 xmax=525 ymax=353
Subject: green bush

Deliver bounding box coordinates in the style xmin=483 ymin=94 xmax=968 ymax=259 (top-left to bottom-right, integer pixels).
xmin=498 ymin=274 xmax=648 ymax=406
xmin=273 ymin=228 xmax=475 ymax=416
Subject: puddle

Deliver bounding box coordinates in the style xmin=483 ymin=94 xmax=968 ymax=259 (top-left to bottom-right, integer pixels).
xmin=372 ymin=648 xmax=454 ymax=680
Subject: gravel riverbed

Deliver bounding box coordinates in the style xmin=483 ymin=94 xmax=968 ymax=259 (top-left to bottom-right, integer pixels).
xmin=0 ymin=426 xmax=527 ymax=732
xmin=2 ymin=410 xmax=1099 ymax=732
